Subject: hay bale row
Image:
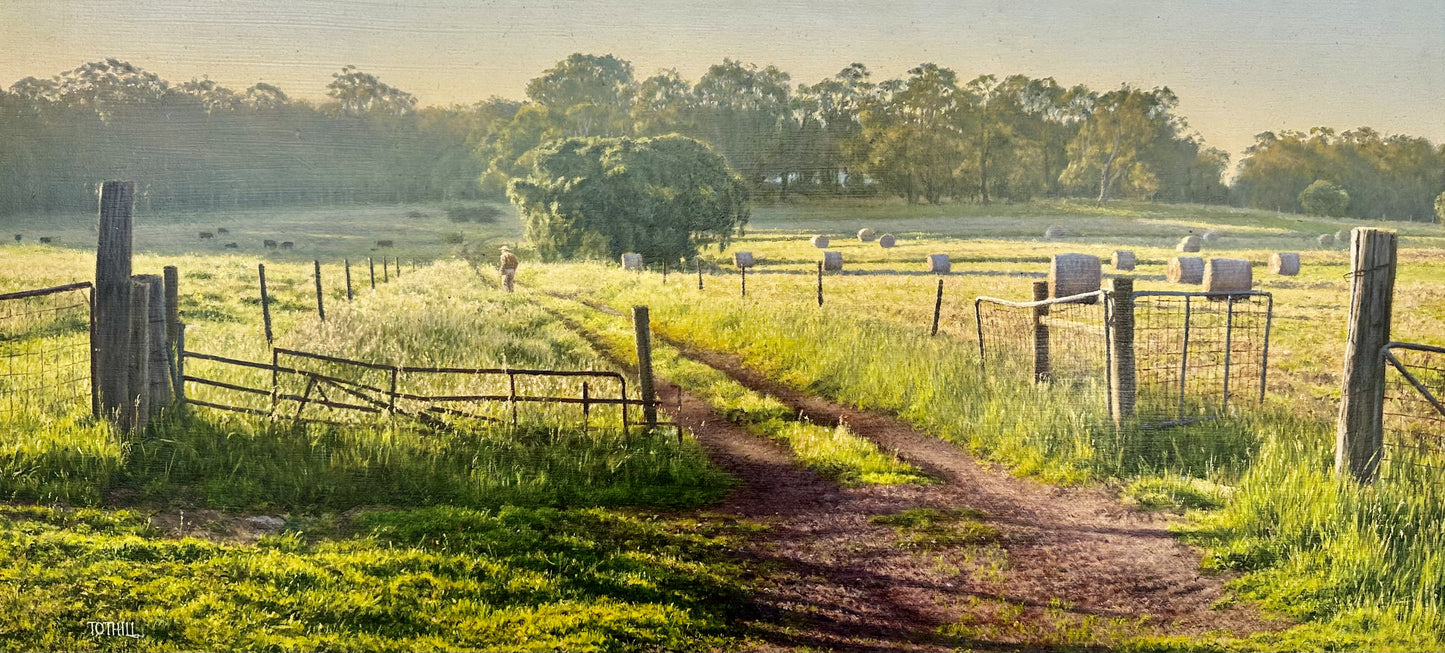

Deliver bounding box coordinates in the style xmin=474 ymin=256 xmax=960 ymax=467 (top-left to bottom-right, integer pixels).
xmin=822 ymin=251 xmax=843 ymax=271
xmin=857 ymin=228 xmax=876 ymax=242
xmin=1048 ymin=253 xmax=1101 ymax=301
xmin=733 ymin=251 xmax=755 ymax=268
xmin=810 ymin=235 xmax=830 ymax=248
xmin=1167 ymin=256 xmax=1204 ymax=284
xmin=1203 ymin=258 xmax=1252 ymax=292
xmin=1111 ymin=250 xmax=1136 ymax=271
xmin=621 ymin=252 xmax=643 ymax=270
xmin=1044 ymin=225 xmax=1066 ymax=239
xmin=1177 ymin=235 xmax=1202 ymax=252
xmin=1201 ymin=229 xmax=1221 ymax=243
xmin=1270 ymin=252 xmax=1300 ymax=276
xmin=878 ymin=234 xmax=896 ymax=248
xmin=926 ymin=253 xmax=950 ymax=274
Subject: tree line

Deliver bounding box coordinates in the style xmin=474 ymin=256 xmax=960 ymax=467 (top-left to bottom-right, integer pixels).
xmin=2 ymin=56 xmax=1442 ymax=222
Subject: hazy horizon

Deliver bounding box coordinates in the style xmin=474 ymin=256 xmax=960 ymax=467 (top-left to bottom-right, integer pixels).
xmin=3 ymin=0 xmax=1443 ymax=168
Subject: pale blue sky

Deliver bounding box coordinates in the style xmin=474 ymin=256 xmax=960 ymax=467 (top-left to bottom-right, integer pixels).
xmin=3 ymin=0 xmax=1442 ymax=165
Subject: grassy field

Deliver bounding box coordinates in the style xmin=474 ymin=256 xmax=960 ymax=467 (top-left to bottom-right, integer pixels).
xmin=511 ymin=197 xmax=1445 ymax=650
xmin=4 ymin=196 xmax=1445 ymax=650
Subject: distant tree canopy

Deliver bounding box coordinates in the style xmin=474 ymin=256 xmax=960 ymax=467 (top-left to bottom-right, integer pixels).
xmin=507 ymin=135 xmax=748 ymax=262
xmin=1298 ymin=180 xmax=1350 ymax=217
xmin=0 ymin=59 xmax=500 ymax=215
xmin=1233 ymin=128 xmax=1445 ymax=222
xmin=3 ymin=55 xmax=1442 ymax=223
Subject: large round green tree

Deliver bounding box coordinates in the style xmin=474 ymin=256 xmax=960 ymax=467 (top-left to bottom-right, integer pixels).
xmin=507 ymin=135 xmax=749 ymax=262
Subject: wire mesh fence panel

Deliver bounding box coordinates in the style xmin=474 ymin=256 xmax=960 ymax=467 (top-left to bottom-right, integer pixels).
xmin=0 ymin=283 xmax=92 ymax=423
xmin=975 ymin=290 xmax=1110 ymax=407
xmin=1382 ymin=343 xmax=1445 ymax=482
xmin=1132 ymin=291 xmax=1271 ymax=428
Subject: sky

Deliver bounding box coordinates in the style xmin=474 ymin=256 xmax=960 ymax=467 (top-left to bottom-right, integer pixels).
xmin=2 ymin=0 xmax=1442 ymax=167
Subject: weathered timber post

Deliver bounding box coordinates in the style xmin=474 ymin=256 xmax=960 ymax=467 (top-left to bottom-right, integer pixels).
xmin=174 ymin=323 xmax=186 ymax=405
xmin=138 ymin=275 xmax=172 ymax=414
xmin=257 ymin=263 xmax=273 ymax=344
xmin=314 ymin=260 xmax=325 ymax=321
xmin=697 ymin=258 xmax=704 ymax=290
xmin=931 ymin=278 xmax=944 ymax=336
xmin=95 ymin=181 xmax=135 ymax=420
xmin=124 ymin=278 xmax=151 ymax=431
xmin=1107 ymin=278 xmax=1136 ymax=425
xmin=633 ymin=305 xmax=657 ymax=429
xmin=1336 ymin=227 xmax=1397 ymax=482
xmin=383 ymin=256 xmax=389 ymax=283
xmin=662 ymin=260 xmax=668 ymax=283
xmin=740 ymin=266 xmax=746 ymax=298
xmin=369 ymin=257 xmax=376 ymax=289
xmin=394 ymin=256 xmax=400 ymax=279
xmin=345 ymin=259 xmax=353 ymax=301
xmin=1032 ymin=281 xmax=1051 ymax=383
xmin=162 ymin=266 xmax=179 ymax=351
xmin=817 ymin=261 xmax=824 ymax=306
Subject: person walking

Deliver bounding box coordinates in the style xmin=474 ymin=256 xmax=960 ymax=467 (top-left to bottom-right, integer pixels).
xmin=499 ymin=245 xmax=519 ymax=292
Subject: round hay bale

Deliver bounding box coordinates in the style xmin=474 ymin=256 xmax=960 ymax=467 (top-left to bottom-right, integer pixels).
xmin=926 ymin=253 xmax=950 ymax=274
xmin=1044 ymin=225 xmax=1066 ymax=239
xmin=1204 ymin=258 xmax=1253 ymax=292
xmin=1316 ymin=233 xmax=1334 ymax=248
xmin=878 ymin=233 xmax=896 ymax=248
xmin=1334 ymin=229 xmax=1350 ymax=244
xmin=822 ymin=251 xmax=843 ymax=271
xmin=1048 ymin=253 xmax=1102 ymax=301
xmin=732 ymin=251 xmax=755 ymax=268
xmin=857 ymin=228 xmax=877 ymax=242
xmin=621 ymin=252 xmax=643 ymax=270
xmin=1269 ymin=252 xmax=1301 ymax=276
xmin=1111 ymin=250 xmax=1136 ymax=271
xmin=810 ymin=235 xmax=830 ymax=248
xmin=1176 ymin=235 xmax=1202 ymax=252
xmin=1201 ymin=229 xmax=1221 ymax=243
xmin=1167 ymin=256 xmax=1205 ymax=284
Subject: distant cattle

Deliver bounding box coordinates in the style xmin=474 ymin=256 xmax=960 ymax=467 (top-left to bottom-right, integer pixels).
xmin=217 ymin=227 xmax=230 ymax=235
xmin=223 ymin=242 xmax=238 ymax=249
xmin=199 ymin=231 xmax=214 ymax=239
xmin=38 ymin=237 xmax=52 ymax=244
xmin=280 ymin=241 xmax=294 ymax=250
xmin=376 ymin=240 xmax=395 ymax=248
xmin=263 ymin=240 xmax=277 ymax=249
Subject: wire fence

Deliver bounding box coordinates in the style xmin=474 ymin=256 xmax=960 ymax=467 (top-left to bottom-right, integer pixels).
xmin=975 ymin=286 xmax=1273 ymax=430
xmin=1382 ymin=342 xmax=1445 ymax=481
xmin=1132 ymin=291 xmax=1273 ymax=428
xmin=0 ymin=282 xmax=93 ymax=422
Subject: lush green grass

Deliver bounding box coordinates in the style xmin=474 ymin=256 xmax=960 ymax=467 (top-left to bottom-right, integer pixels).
xmin=0 ymin=503 xmax=754 ymax=652
xmin=534 ymin=292 xmax=931 ymax=487
xmin=517 ymin=200 xmax=1445 ymax=650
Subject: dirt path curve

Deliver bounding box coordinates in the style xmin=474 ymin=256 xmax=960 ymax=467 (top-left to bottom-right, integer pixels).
xmin=657 ymin=339 xmax=1278 ymax=643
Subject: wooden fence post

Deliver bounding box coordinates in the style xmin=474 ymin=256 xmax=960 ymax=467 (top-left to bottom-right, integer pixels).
xmin=1336 ymin=227 xmax=1397 ymax=482
xmin=95 ymin=181 xmax=134 ymax=420
xmin=345 ymin=259 xmax=353 ymax=301
xmin=817 ymin=261 xmax=824 ymax=306
xmin=931 ymin=278 xmax=944 ymax=336
xmin=394 ymin=256 xmax=400 ymax=279
xmin=258 ymin=263 xmax=273 ymax=344
xmin=1032 ymin=281 xmax=1050 ymax=383
xmin=697 ymin=258 xmax=704 ymax=290
xmin=163 ymin=266 xmax=179 ymax=351
xmin=383 ymin=256 xmax=389 ymax=283
xmin=1107 ymin=277 xmax=1136 ymax=425
xmin=314 ymin=259 xmax=325 ymax=321
xmin=369 ymin=257 xmax=376 ymax=289
xmin=124 ymin=278 xmax=150 ymax=431
xmin=633 ymin=305 xmax=657 ymax=429
xmin=137 ymin=275 xmax=172 ymax=414
xmin=740 ymin=266 xmax=746 ymax=297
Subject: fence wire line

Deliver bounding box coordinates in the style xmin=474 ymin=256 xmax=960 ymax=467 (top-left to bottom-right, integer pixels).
xmin=0 ymin=285 xmax=92 ymax=419
xmin=1132 ymin=292 xmax=1271 ymax=426
xmin=1383 ymin=343 xmax=1445 ymax=479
